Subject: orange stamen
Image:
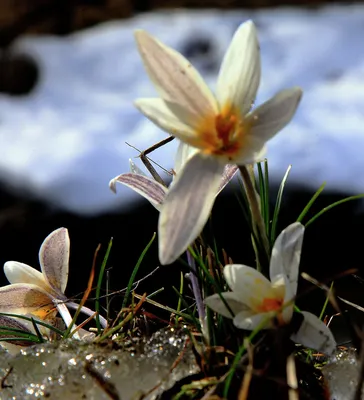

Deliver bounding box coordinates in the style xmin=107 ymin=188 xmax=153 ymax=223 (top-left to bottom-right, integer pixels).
xmin=258 ymin=297 xmax=283 ymax=312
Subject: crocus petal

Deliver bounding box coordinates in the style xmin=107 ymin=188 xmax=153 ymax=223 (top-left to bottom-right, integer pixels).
xmin=204 ymin=292 xmax=250 ymax=319
xmin=0 ymin=315 xmax=34 ymax=333
xmin=0 ymin=284 xmax=55 ymax=320
xmin=290 ymin=311 xmax=336 ymax=355
xmin=269 ymin=222 xmax=304 ymax=297
xmin=109 ymin=172 xmax=167 ymax=211
xmin=216 ymin=20 xmax=261 ymax=116
xmin=158 ymin=153 xmax=224 ymax=265
xmin=247 ymin=87 xmax=303 ymax=143
xmin=0 ymin=315 xmax=36 ymax=349
xmin=134 ymin=30 xmax=217 ymax=119
xmin=271 ymin=274 xmax=294 ymax=324
xmin=174 ymin=141 xmax=198 ymax=175
xmin=4 ymin=261 xmax=48 ymax=291
xmin=217 ymin=165 xmax=238 ymax=195
xmin=223 ymin=264 xmax=272 ymax=310
xmin=134 ymin=98 xmax=200 ymax=143
xmin=230 ymin=136 xmax=267 ymax=166
xmin=39 ymin=228 xmax=69 ymax=296
xmin=129 ymin=159 xmax=147 ymax=176
xmin=233 ymin=310 xmax=273 ymax=330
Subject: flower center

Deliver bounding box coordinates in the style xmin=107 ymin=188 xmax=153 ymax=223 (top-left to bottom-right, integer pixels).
xmin=257 ymin=297 xmax=283 ymax=312
xmin=195 ymin=105 xmax=250 ymax=160
xmin=215 ymin=113 xmax=237 ymax=147
xmin=212 ymin=111 xmax=242 ymax=155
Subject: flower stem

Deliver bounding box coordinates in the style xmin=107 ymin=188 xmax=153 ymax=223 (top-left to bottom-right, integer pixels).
xmin=239 ymin=165 xmax=270 ymax=259
xmin=186 ymin=250 xmax=208 ymax=341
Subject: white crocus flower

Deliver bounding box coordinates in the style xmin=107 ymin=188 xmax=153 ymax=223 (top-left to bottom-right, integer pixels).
xmin=0 ymin=228 xmax=107 ymax=342
xmin=204 ymin=222 xmax=336 ymax=355
xmin=109 ymin=141 xmax=238 ymax=211
xmin=134 ymin=20 xmax=303 ymax=265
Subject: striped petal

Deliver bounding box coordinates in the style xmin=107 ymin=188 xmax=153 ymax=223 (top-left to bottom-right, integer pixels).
xmin=174 ymin=141 xmax=198 ymax=175
xmin=216 ymin=20 xmax=261 ymax=116
xmin=0 ymin=315 xmax=37 ymax=350
xmin=129 ymin=159 xmax=147 ymax=176
xmin=217 ymin=164 xmax=238 ymax=195
xmin=0 ymin=284 xmax=55 ymax=320
xmin=135 ymin=30 xmax=217 ymax=119
xmin=247 ymin=87 xmax=303 ymax=143
xmin=135 ymin=98 xmax=196 ymax=138
xmin=109 ymin=172 xmax=167 ymax=211
xmin=39 ymin=228 xmax=69 ymax=296
xmin=158 ymin=153 xmax=224 ymax=265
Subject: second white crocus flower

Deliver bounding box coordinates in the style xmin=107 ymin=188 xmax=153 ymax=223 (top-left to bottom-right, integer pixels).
xmin=0 ymin=227 xmax=107 ymax=344
xmin=204 ymin=222 xmax=336 ymax=355
xmin=134 ymin=20 xmax=303 ymax=265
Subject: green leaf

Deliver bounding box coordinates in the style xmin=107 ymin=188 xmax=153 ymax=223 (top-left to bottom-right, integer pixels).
xmin=296 ymin=182 xmax=326 ymax=223
xmin=122 ymin=232 xmax=156 ymax=309
xmin=270 ymin=165 xmax=292 ymax=244
xmin=305 ymin=194 xmax=364 ymax=227
xmin=95 ymin=237 xmax=113 ymax=334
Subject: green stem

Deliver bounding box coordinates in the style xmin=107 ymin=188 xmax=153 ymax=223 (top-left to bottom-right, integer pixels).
xmin=239 ymin=165 xmax=270 ymax=258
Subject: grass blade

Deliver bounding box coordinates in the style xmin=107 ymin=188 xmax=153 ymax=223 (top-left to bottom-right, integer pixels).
xmin=95 ymin=238 xmax=113 ymax=334
xmin=296 ymin=182 xmax=326 ymax=223
xmin=122 ymin=232 xmax=156 ymax=310
xmin=270 ymin=165 xmax=292 ymax=244
xmin=305 ymin=194 xmax=364 ymax=227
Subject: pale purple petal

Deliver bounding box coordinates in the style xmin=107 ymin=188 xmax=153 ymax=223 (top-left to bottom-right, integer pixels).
xmin=0 ymin=283 xmax=55 ymax=319
xmin=39 ymin=228 xmax=69 ymax=296
xmin=129 ymin=159 xmax=147 ymax=176
xmin=217 ymin=164 xmax=238 ymax=195
xmin=134 ymin=98 xmax=198 ymax=142
xmin=109 ymin=172 xmax=166 ymax=211
xmin=0 ymin=315 xmax=36 ymax=348
xmin=174 ymin=141 xmax=198 ymax=175
xmin=158 ymin=153 xmax=224 ymax=265
xmin=135 ymin=30 xmax=217 ymax=119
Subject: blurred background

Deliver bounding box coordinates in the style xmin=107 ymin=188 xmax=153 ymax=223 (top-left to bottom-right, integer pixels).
xmin=0 ymin=0 xmax=364 ymax=340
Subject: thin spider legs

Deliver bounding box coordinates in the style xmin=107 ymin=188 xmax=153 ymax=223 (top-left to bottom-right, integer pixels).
xmin=139 ymin=135 xmax=175 ymax=187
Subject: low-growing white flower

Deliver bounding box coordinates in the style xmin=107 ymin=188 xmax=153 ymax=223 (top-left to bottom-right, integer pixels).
xmin=134 ymin=20 xmax=302 ymax=265
xmin=0 ymin=227 xmax=107 ymax=347
xmin=109 ymin=141 xmax=238 ymax=211
xmin=204 ymin=222 xmax=336 ymax=355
